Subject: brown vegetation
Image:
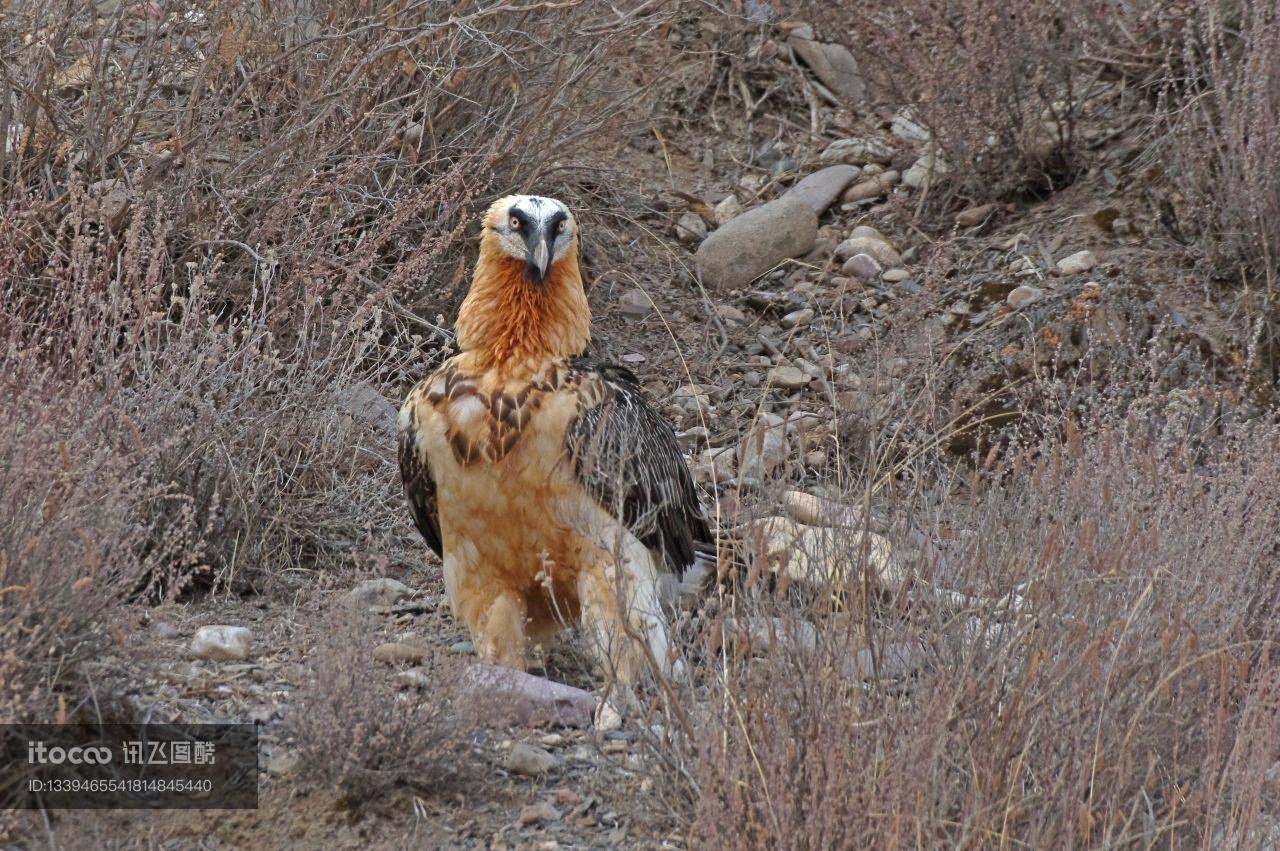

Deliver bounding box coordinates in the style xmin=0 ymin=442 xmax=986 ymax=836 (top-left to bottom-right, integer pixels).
xmin=2 ymin=0 xmax=1279 ymax=846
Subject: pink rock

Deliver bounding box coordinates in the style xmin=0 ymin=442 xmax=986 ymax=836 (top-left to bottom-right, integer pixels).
xmin=459 ymin=664 xmax=595 ymax=728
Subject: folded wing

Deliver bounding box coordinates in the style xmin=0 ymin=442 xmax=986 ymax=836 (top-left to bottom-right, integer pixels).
xmin=565 ymin=359 xmax=711 ymax=577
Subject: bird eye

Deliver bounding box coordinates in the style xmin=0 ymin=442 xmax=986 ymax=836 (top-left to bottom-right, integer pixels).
xmin=509 ymin=215 xmax=521 ymax=231
xmin=556 ymin=219 xmax=568 ymax=235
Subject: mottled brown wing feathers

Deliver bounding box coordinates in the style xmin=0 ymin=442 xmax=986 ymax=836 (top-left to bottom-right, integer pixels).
xmin=566 ymin=359 xmax=710 ymax=576
xmin=398 ymin=410 xmax=442 ymax=558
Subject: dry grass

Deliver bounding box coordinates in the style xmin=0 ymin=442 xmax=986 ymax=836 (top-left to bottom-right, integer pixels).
xmin=289 ymin=601 xmax=469 ymax=806
xmin=1160 ymin=0 xmax=1280 ymax=287
xmin=821 ymin=0 xmax=1091 ymax=209
xmin=0 ymin=0 xmax=700 ymax=728
xmin=3 ymin=0 xmax=1280 ymax=846
xmin=665 ymin=398 xmax=1280 ymax=848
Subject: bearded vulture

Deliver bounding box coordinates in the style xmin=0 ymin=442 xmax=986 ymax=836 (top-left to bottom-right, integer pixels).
xmin=398 ymin=194 xmax=710 ymax=685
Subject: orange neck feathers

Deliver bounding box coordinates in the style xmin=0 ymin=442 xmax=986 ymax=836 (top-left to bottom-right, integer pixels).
xmin=455 ymin=236 xmax=590 ymax=374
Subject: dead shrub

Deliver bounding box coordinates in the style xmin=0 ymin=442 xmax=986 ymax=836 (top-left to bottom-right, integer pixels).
xmin=0 ymin=0 xmax=683 ymax=325
xmin=814 ymin=0 xmax=1092 ymax=209
xmin=289 ymin=602 xmax=469 ymax=805
xmin=670 ymin=404 xmax=1280 ymax=848
xmin=1161 ymin=0 xmax=1280 ymax=286
xmin=0 ymin=0 xmax=698 ymax=727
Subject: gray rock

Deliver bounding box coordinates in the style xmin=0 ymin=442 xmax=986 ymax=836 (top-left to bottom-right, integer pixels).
xmin=715 ymin=303 xmax=747 ymax=323
xmin=1056 ymin=249 xmax=1098 ymax=275
xmin=836 ymin=236 xmax=901 ymax=267
xmin=804 ymin=236 xmax=838 ymax=261
xmin=672 ymin=384 xmax=710 ymax=416
xmin=891 ymin=110 xmax=931 ymax=144
xmin=881 ymin=268 xmax=910 ymax=283
xmin=902 ymin=152 xmax=949 ymax=189
xmin=618 ymin=287 xmax=654 ymax=318
xmin=781 ymin=489 xmax=876 ymax=529
xmin=753 ymin=141 xmax=785 ymax=168
xmin=841 ymin=253 xmax=882 ymax=281
xmin=519 ymin=801 xmax=561 ymax=826
xmin=594 ymin=700 xmax=623 ymax=732
xmin=956 ymin=203 xmax=997 ymax=227
xmin=190 ymin=626 xmax=252 ymax=662
xmin=152 ymin=621 xmax=180 ymax=640
xmin=849 ymin=225 xmax=889 ymax=242
xmin=336 ymin=382 xmax=397 ymax=439
xmin=502 ymin=742 xmax=560 ymax=776
xmin=346 ymin=577 xmax=412 ymax=609
xmin=461 ymin=664 xmax=596 ymax=728
xmin=372 ymin=642 xmax=428 ymax=665
xmin=266 ymin=750 xmax=301 ymax=776
xmin=788 ymin=26 xmax=866 ymax=103
xmin=819 ymin=137 xmax=891 ymax=165
xmin=770 ymin=157 xmax=799 ymax=177
xmin=1007 ymin=285 xmax=1044 ymax=309
xmin=693 ymin=446 xmax=736 ymax=485
xmin=696 ymin=197 xmax=818 ymax=291
xmin=841 ymin=170 xmax=899 ymax=203
xmin=781 ymin=308 xmax=815 ymax=329
xmin=675 ymin=211 xmax=707 ymax=243
xmin=738 ymin=411 xmax=789 ymax=478
xmin=713 ymin=194 xmax=743 ymax=226
xmin=449 ymin=640 xmax=475 ymax=654
xmin=392 ymin=667 xmax=432 ymax=689
xmin=784 ymin=165 xmax=861 ymax=214
xmin=767 ymin=366 xmax=811 ymax=390
xmin=746 ymin=517 xmax=903 ymax=589
xmin=679 ymin=425 xmax=710 ymax=446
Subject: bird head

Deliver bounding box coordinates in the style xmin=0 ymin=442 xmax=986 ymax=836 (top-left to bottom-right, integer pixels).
xmin=458 ymin=194 xmax=590 ymax=371
xmin=481 ymin=194 xmax=578 ymax=285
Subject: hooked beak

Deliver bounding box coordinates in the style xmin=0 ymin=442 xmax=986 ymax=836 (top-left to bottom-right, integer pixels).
xmin=525 ymin=229 xmax=552 ymax=284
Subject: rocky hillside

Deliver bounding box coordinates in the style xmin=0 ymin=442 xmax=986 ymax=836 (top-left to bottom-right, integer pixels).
xmin=3 ymin=1 xmax=1280 ymax=848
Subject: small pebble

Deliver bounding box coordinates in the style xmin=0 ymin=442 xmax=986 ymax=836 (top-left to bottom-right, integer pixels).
xmin=1056 ymin=249 xmax=1098 ymax=276
xmin=519 ymin=801 xmax=561 ymax=826
xmin=781 ymin=308 xmax=814 ymax=329
xmin=373 ymin=642 xmax=427 ymax=665
xmin=190 ymin=626 xmax=252 ymax=662
xmin=503 ymin=743 xmax=560 ymax=776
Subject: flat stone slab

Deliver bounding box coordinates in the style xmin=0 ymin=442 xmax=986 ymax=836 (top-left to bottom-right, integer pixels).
xmin=460 ymin=664 xmax=596 ymax=728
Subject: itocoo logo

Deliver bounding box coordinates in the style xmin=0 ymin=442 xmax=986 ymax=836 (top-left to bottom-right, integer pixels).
xmin=27 ymin=741 xmax=113 ymax=765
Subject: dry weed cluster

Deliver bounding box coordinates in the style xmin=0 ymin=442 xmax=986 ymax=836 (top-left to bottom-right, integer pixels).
xmin=0 ymin=0 xmax=691 ymax=731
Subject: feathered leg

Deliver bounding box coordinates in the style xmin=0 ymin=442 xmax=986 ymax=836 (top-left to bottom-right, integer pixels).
xmin=468 ymin=589 xmax=529 ymax=670
xmin=446 ymin=553 xmax=529 ymax=669
xmin=576 ymin=544 xmax=679 ymax=685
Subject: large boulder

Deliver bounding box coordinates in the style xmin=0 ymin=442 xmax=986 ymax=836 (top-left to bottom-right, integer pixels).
xmin=696 ymin=197 xmax=817 ymax=291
